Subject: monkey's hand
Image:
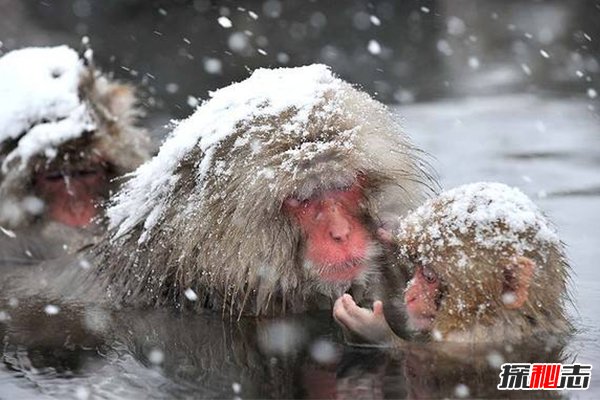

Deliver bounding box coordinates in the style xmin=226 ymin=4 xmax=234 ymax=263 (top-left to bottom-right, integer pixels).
xmin=333 ymin=294 xmax=396 ymax=346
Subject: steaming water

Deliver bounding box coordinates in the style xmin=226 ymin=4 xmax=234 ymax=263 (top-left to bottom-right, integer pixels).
xmin=0 ymin=95 xmax=598 ymax=398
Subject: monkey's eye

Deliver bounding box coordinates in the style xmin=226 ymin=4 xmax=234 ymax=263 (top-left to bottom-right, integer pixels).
xmin=44 ymin=169 xmax=101 ymax=181
xmin=71 ymin=169 xmax=101 ymax=178
xmin=421 ymin=266 xmax=437 ymax=284
xmin=44 ymin=171 xmax=65 ymax=181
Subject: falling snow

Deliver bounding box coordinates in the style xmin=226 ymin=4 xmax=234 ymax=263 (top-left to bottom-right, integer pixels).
xmin=148 ymin=348 xmax=165 ymax=365
xmin=468 ymin=57 xmax=480 ymax=69
xmin=228 ymin=32 xmax=250 ymax=53
xmin=454 ymin=384 xmax=470 ymax=398
xmin=187 ymin=96 xmax=200 ymax=108
xmin=367 ymin=39 xmax=381 ymax=55
xmin=217 ymin=16 xmax=232 ymax=29
xmin=184 ymin=288 xmax=199 ymax=301
xmin=203 ymin=58 xmax=223 ymax=74
xmin=44 ymin=304 xmax=60 ymax=315
xmin=370 ymin=15 xmax=381 ymax=26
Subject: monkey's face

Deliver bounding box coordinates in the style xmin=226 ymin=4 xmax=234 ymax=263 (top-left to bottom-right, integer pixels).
xmin=283 ymin=183 xmax=381 ymax=283
xmin=404 ymin=265 xmax=442 ymax=332
xmin=33 ymin=154 xmax=111 ymax=227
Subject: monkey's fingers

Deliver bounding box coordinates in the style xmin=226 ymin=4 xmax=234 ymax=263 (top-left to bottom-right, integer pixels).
xmin=333 ymin=297 xmax=355 ymax=327
xmin=341 ymin=294 xmax=364 ymax=316
xmin=333 ymin=300 xmax=357 ymax=331
xmin=341 ymin=293 xmax=358 ymax=309
xmin=342 ymin=296 xmax=377 ymax=324
xmin=333 ymin=296 xmax=345 ymax=322
xmin=372 ymin=300 xmax=384 ymax=317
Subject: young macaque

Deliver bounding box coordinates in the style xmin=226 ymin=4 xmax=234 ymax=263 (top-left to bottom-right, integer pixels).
xmin=37 ymin=64 xmax=435 ymax=317
xmin=334 ymin=182 xmax=571 ymax=344
xmin=0 ymin=45 xmax=151 ymax=231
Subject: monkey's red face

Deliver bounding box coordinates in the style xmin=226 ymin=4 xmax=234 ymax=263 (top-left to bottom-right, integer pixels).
xmin=284 ymin=185 xmax=376 ymax=283
xmin=34 ymin=167 xmax=109 ymax=227
xmin=404 ymin=266 xmax=441 ymax=331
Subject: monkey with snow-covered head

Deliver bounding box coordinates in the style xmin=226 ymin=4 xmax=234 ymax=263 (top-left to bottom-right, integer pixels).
xmin=75 ymin=65 xmax=436 ymax=317
xmin=0 ymin=46 xmax=150 ymax=231
xmin=334 ymin=182 xmax=571 ymax=345
xmin=0 ymin=46 xmax=151 ymax=266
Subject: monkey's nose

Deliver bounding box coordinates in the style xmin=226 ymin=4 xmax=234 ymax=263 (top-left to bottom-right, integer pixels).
xmin=329 ymin=222 xmax=351 ymax=243
xmin=326 ymin=203 xmax=351 ymax=243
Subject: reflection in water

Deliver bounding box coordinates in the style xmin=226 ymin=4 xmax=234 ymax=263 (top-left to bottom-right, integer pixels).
xmin=335 ymin=341 xmax=568 ymax=400
xmin=0 ymin=296 xmax=339 ymax=398
xmin=0 ymin=296 xmax=570 ymax=399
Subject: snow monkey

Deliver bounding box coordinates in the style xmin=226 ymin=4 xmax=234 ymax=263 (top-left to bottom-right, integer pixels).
xmin=0 ymin=46 xmax=151 ymax=232
xmin=61 ymin=64 xmax=435 ymax=317
xmin=334 ymin=182 xmax=571 ymax=344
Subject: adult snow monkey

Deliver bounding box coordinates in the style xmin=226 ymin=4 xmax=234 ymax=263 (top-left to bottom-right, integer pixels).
xmin=52 ymin=64 xmax=436 ymax=317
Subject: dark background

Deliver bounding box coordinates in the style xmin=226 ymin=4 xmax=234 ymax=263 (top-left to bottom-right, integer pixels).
xmin=1 ymin=0 xmax=598 ymax=121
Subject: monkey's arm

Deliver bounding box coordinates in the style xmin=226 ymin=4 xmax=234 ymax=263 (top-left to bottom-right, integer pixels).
xmin=333 ymin=294 xmax=400 ymax=346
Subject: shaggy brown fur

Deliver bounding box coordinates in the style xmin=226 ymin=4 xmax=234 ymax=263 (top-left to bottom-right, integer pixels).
xmin=68 ymin=71 xmax=436 ymax=317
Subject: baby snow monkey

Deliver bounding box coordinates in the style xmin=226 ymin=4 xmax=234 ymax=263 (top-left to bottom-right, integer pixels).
xmin=334 ymin=182 xmax=571 ymax=344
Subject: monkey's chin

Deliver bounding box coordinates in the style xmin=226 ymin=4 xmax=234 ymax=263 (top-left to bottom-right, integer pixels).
xmin=317 ymin=263 xmax=367 ymax=283
xmin=408 ymin=315 xmax=435 ymax=332
xmin=310 ymin=241 xmax=382 ymax=283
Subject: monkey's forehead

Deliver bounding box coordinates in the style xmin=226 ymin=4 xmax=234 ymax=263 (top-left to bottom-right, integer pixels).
xmin=397 ymin=182 xmax=560 ymax=255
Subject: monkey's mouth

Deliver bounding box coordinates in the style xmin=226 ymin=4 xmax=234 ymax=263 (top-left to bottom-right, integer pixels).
xmin=302 ymin=237 xmax=383 ymax=284
xmin=309 ymin=242 xmax=382 ymax=282
xmin=317 ymin=260 xmax=367 ymax=282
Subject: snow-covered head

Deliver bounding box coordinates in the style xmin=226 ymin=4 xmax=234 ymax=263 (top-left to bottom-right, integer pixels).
xmin=95 ymin=64 xmax=435 ymax=316
xmin=396 ymin=182 xmax=570 ymax=342
xmin=0 ymin=46 xmax=150 ymax=228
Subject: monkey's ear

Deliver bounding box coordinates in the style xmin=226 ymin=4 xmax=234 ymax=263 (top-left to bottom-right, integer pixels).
xmin=501 ymin=256 xmax=536 ymax=309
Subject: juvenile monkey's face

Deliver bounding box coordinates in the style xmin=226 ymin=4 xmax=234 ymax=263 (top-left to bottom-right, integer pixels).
xmin=283 ymin=182 xmax=381 ymax=283
xmin=404 ymin=265 xmax=441 ymax=332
